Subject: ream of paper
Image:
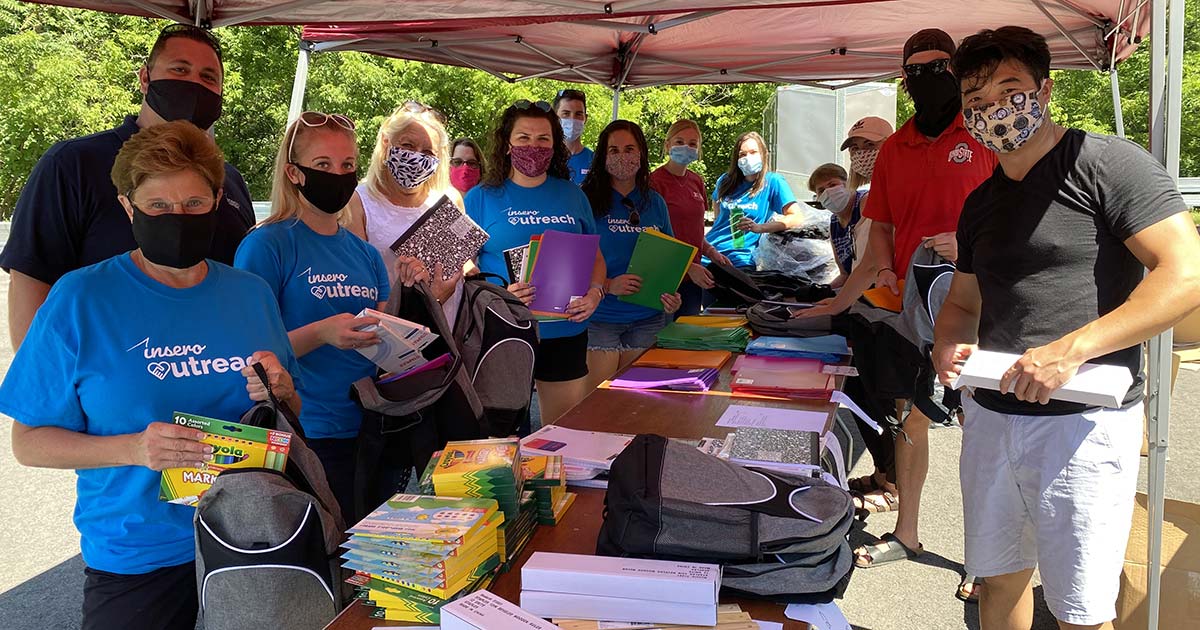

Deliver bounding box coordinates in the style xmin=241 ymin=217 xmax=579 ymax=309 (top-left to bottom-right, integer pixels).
xmin=951 ymin=349 xmax=1133 ymax=409
xmin=784 ymin=601 xmax=851 ymax=630
xmin=715 ymin=405 xmax=829 ymax=432
xmin=830 ymin=390 xmax=883 ymax=435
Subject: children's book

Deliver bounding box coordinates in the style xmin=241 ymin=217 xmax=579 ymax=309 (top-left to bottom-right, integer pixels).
xmin=348 ymin=494 xmax=500 ymax=545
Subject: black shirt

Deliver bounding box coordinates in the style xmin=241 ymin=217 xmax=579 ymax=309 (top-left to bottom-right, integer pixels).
xmin=957 ymin=129 xmax=1187 ymax=415
xmin=0 ymin=115 xmax=254 ymax=284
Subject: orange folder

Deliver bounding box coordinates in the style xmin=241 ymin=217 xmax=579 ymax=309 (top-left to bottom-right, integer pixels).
xmin=633 ymin=349 xmax=733 ymax=370
xmin=863 ymin=281 xmax=904 ymax=313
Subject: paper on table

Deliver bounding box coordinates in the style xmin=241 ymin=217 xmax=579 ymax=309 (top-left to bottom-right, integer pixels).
xmin=754 ymin=622 xmax=785 ymax=630
xmin=830 ymin=390 xmax=883 ymax=435
xmin=952 ymin=349 xmax=1134 ymax=408
xmin=715 ymin=405 xmax=829 ymax=432
xmin=784 ymin=601 xmax=851 ymax=630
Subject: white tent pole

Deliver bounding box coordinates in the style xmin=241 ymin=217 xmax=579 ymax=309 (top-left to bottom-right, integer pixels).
xmin=1110 ymin=70 xmax=1126 ymax=138
xmin=611 ymin=87 xmax=621 ymax=121
xmin=287 ymin=41 xmax=312 ymax=125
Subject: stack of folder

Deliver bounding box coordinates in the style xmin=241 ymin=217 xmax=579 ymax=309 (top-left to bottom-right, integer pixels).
xmin=523 ymin=230 xmax=602 ymax=320
xmin=633 ymin=348 xmax=732 ymax=370
xmin=609 ymin=366 xmax=720 ymax=392
xmin=656 ymin=322 xmax=751 ymax=353
xmin=619 ymin=229 xmax=698 ymax=311
xmin=745 ymin=334 xmax=851 ymax=363
xmin=522 ymin=455 xmax=575 ymax=526
xmin=730 ymin=354 xmax=835 ymax=399
xmin=342 ymin=494 xmax=504 ymax=623
xmin=675 ymin=314 xmax=749 ymax=328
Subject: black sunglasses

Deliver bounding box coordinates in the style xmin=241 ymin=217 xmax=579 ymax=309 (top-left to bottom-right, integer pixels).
xmin=556 ymin=89 xmax=587 ymax=101
xmin=902 ymin=58 xmax=951 ymax=77
xmin=620 ymin=198 xmax=641 ymax=227
xmin=512 ymin=99 xmax=552 ymax=113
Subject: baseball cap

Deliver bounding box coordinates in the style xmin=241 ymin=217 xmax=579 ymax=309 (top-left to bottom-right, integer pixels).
xmin=840 ymin=116 xmax=895 ymax=150
xmin=903 ymin=28 xmax=956 ymax=64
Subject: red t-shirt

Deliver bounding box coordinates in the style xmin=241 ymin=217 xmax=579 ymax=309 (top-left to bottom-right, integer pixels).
xmin=650 ymin=165 xmax=708 ymax=262
xmin=864 ymin=117 xmax=997 ymax=275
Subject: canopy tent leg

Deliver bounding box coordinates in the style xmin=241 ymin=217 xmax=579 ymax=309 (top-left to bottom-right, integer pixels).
xmin=612 ymin=87 xmax=621 ymax=121
xmin=1110 ymin=69 xmax=1126 ymax=138
xmin=287 ymin=42 xmax=312 ymax=125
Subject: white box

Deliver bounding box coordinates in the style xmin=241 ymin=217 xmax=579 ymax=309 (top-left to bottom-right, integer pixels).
xmin=354 ymin=308 xmax=438 ymax=374
xmin=952 ymin=349 xmax=1134 ymax=409
xmin=520 ymin=552 xmax=720 ymax=605
xmin=520 ymin=591 xmax=717 ymax=626
xmin=442 ymin=591 xmax=560 ymax=630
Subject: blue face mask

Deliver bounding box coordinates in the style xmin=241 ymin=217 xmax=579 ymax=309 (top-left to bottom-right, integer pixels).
xmin=559 ymin=118 xmax=584 ymax=142
xmin=737 ymin=153 xmax=763 ymax=176
xmin=668 ymin=145 xmax=699 ymax=167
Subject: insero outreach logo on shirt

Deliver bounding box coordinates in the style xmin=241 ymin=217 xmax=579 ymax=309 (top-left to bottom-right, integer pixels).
xmin=127 ymin=337 xmax=254 ymax=381
xmin=297 ymin=267 xmax=379 ymax=301
xmin=608 ymin=217 xmax=653 ymax=234
xmin=506 ymin=208 xmax=578 ymax=227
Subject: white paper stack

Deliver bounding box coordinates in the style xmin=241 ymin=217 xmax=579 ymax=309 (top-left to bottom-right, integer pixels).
xmin=354 ymin=307 xmax=439 ymax=374
xmin=951 ymin=349 xmax=1134 ymax=409
xmin=520 ymin=552 xmax=721 ymax=626
xmin=520 ymin=426 xmax=635 ymax=471
xmin=442 ymin=591 xmax=561 ymax=630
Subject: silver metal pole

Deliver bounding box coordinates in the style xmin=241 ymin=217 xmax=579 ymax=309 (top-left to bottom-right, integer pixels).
xmin=611 ymin=87 xmax=621 ymax=121
xmin=1110 ymin=69 xmax=1126 ymax=138
xmin=286 ymin=42 xmax=311 ymax=124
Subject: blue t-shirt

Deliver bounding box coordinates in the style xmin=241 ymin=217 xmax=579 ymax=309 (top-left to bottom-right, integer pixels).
xmin=234 ymin=220 xmax=390 ymax=440
xmin=830 ymin=190 xmax=866 ymax=275
xmin=706 ymin=172 xmax=798 ymax=268
xmin=0 ymin=254 xmax=299 ymax=575
xmin=592 ymin=187 xmax=674 ymax=324
xmin=465 ymin=177 xmax=597 ymax=339
xmin=0 ymin=115 xmax=254 ymax=285
xmin=568 ymin=147 xmax=595 ymax=186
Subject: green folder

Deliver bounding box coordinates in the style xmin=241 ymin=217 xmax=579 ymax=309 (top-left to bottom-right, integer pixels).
xmin=619 ymin=229 xmax=698 ymax=311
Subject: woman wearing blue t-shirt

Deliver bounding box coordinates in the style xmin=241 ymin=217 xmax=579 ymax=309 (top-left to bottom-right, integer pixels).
xmin=465 ymin=101 xmax=605 ymax=423
xmin=580 ymin=120 xmax=681 ymax=388
xmin=0 ymin=121 xmax=300 ymax=630
xmin=706 ymin=131 xmax=803 ymax=269
xmin=235 ymin=112 xmax=391 ymax=522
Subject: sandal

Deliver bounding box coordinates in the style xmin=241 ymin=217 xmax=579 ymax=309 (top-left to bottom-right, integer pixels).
xmin=854 ymin=533 xmax=923 ymax=568
xmin=852 ymin=489 xmax=899 ymax=515
xmin=956 ymin=575 xmax=982 ymax=603
xmin=847 ymin=474 xmax=883 ymax=494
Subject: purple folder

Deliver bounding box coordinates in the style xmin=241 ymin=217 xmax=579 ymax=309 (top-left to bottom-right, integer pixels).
xmin=528 ymin=230 xmax=600 ymax=318
xmin=610 ymin=366 xmax=720 ymax=392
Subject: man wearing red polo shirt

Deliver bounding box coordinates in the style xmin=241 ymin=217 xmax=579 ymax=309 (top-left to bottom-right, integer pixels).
xmin=800 ymin=28 xmax=996 ymax=588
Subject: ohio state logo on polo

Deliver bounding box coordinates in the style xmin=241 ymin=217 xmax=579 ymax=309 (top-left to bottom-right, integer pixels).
xmin=949 ymin=142 xmax=974 ymax=163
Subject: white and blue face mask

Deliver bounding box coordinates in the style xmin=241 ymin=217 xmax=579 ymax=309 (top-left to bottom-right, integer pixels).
xmin=559 ymin=118 xmax=584 ymax=142
xmin=737 ymin=153 xmax=763 ymax=177
xmin=669 ymin=145 xmax=699 ymax=167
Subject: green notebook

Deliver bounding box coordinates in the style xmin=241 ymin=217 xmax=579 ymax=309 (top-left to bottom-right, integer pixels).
xmin=619 ymin=229 xmax=698 ymax=311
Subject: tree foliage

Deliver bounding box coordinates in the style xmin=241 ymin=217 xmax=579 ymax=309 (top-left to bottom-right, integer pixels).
xmin=1 ymin=2 xmax=1198 ymax=217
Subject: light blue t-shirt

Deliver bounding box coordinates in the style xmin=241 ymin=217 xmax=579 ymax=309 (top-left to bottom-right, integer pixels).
xmin=568 ymin=147 xmax=594 ymax=186
xmin=234 ymin=219 xmax=390 ymax=440
xmin=465 ymin=177 xmax=597 ymax=339
xmin=592 ymin=187 xmax=675 ymax=324
xmin=706 ymin=171 xmax=798 ymax=268
xmin=0 ymin=254 xmax=299 ymax=575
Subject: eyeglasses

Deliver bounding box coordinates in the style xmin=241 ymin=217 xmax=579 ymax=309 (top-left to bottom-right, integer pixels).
xmin=449 ymin=158 xmax=481 ymax=168
xmin=620 ymin=198 xmax=641 ymax=227
xmin=402 ymin=100 xmax=447 ymax=124
xmin=555 ymin=89 xmax=587 ymax=102
xmin=289 ymin=111 xmax=356 ymax=161
xmin=131 ymin=196 xmax=215 ymax=215
xmin=512 ymin=100 xmax=552 ymax=113
xmin=902 ymin=58 xmax=951 ymax=77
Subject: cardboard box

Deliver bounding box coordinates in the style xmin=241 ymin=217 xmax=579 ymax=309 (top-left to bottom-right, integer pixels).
xmin=1114 ymin=493 xmax=1200 ymax=630
xmin=520 ymin=591 xmax=716 ymax=626
xmin=521 ymin=552 xmax=719 ymax=605
xmin=442 ymin=591 xmax=560 ymax=630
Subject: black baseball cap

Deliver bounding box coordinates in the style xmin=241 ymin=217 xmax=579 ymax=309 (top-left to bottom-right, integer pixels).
xmin=903 ymin=28 xmax=956 ymax=64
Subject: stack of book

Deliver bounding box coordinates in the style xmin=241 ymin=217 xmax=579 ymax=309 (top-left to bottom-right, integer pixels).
xmin=655 ymin=322 xmax=750 ymax=353
xmin=521 ymin=425 xmax=635 ymax=488
xmin=522 ymin=455 xmax=575 ymax=525
xmin=745 ymin=334 xmax=851 ymax=363
xmin=342 ymin=494 xmax=504 ymax=623
xmin=608 ymin=366 xmax=720 ymax=392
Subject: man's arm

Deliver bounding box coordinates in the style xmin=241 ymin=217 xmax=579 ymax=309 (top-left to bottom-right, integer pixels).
xmin=931 ymin=271 xmax=983 ymax=385
xmin=1003 ymin=212 xmax=1200 ymax=402
xmin=9 ymin=271 xmax=51 ymax=350
xmin=795 ymin=220 xmax=892 ymax=319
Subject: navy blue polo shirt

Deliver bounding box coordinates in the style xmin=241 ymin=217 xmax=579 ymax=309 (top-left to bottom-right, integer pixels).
xmin=0 ymin=115 xmax=255 ymax=285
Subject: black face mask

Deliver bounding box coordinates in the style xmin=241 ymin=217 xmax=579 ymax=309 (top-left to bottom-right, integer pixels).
xmin=131 ymin=203 xmax=218 ymax=269
xmin=145 ymin=79 xmax=223 ymax=130
xmin=907 ymin=70 xmax=962 ymax=138
xmin=292 ymin=164 xmax=358 ymax=214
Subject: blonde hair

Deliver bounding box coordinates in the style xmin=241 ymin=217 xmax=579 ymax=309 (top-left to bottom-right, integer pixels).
xmin=265 ymin=117 xmax=358 ymax=225
xmin=364 ymin=105 xmax=451 ymax=203
xmin=111 ymin=120 xmax=225 ymax=196
xmin=663 ymin=119 xmax=702 ymax=157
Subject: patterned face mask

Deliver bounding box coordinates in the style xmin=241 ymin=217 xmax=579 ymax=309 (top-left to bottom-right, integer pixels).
xmin=962 ymin=86 xmax=1046 ymax=154
xmin=849 ymin=148 xmax=879 ymax=179
xmin=386 ymin=147 xmax=439 ymax=189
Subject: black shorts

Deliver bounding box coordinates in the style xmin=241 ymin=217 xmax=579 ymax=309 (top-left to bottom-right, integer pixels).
xmin=83 ymin=562 xmax=197 ymax=630
xmin=534 ymin=331 xmax=589 ymax=382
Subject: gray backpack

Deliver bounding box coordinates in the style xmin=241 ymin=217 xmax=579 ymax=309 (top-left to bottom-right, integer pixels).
xmin=194 ymin=364 xmax=347 ymax=630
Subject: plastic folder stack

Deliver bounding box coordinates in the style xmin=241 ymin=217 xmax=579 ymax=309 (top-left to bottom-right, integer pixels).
xmin=730 ymin=354 xmax=835 ymax=399
xmin=745 ymin=334 xmax=850 ymax=363
xmin=656 ymin=322 xmax=751 ymax=352
xmin=609 ymin=366 xmax=720 ymax=392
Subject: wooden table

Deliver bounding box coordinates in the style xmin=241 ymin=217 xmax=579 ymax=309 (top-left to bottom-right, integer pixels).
xmin=327 ymin=362 xmax=839 ymax=630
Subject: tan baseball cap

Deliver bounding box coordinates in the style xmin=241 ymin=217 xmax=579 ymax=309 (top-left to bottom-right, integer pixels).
xmin=841 ymin=116 xmax=895 ymax=150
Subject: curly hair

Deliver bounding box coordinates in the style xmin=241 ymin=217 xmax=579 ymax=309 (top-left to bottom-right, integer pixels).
xmin=482 ymin=104 xmax=570 ymax=188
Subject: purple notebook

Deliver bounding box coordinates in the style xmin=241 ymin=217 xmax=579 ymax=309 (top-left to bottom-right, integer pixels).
xmin=527 ymin=230 xmax=600 ymax=318
xmin=610 ymin=366 xmax=720 ymax=392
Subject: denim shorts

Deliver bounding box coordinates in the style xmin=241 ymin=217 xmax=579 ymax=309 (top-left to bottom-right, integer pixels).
xmin=587 ymin=313 xmax=667 ymax=352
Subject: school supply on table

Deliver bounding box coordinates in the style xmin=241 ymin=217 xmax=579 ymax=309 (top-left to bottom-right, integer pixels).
xmin=745 ymin=334 xmax=850 ymax=363
xmin=159 ymin=411 xmax=291 ymax=505
xmin=656 ymin=322 xmax=751 ymax=353
xmin=432 ymin=438 xmax=524 ymax=520
xmin=675 ymin=315 xmax=749 ymax=329
xmin=952 ymin=349 xmax=1134 ymax=408
xmin=731 ymin=366 xmax=836 ymax=400
xmin=725 ymin=428 xmax=822 ymax=474
xmin=633 ymin=348 xmax=733 ymax=370
xmin=609 ymin=366 xmax=720 ymax=392
xmin=526 ymin=230 xmax=601 ymax=318
xmin=520 ymin=425 xmax=635 ymax=471
xmin=620 ymin=229 xmax=698 ymax=311
xmin=714 ymin=404 xmax=831 ymax=434
xmin=442 ymin=590 xmax=561 ymax=630
xmin=521 ymin=552 xmax=720 ymax=625
xmin=862 ymin=282 xmax=904 ymax=313
xmin=354 ymin=307 xmax=439 ymax=374
xmin=391 ymin=194 xmax=490 ymax=281
xmin=503 ymin=244 xmax=531 ymax=285
xmin=730 ymin=354 xmax=822 ymax=375
xmin=522 ymin=455 xmax=573 ymax=526
xmin=553 ymin=604 xmax=757 ymax=630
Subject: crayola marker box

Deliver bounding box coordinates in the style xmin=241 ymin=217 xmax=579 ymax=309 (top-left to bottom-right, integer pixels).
xmin=159 ymin=411 xmax=292 ymax=506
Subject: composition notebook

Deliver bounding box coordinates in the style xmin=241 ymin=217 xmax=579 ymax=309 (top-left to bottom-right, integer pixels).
xmin=526 ymin=230 xmax=600 ymax=318
xmin=620 ymin=228 xmax=698 ymax=311
xmin=391 ymin=195 xmax=490 ymax=281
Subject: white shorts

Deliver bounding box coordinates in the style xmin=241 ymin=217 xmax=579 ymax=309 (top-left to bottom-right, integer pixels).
xmin=960 ymin=395 xmax=1142 ymax=626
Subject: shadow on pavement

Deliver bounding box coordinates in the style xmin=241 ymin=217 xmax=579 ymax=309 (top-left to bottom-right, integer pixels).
xmin=0 ymin=554 xmax=84 ymax=629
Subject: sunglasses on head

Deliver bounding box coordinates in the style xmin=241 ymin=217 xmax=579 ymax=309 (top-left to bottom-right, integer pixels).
xmin=620 ymin=198 xmax=641 ymax=227
xmin=903 ymin=58 xmax=951 ymax=77
xmin=290 ymin=111 xmax=356 ymax=161
xmin=556 ymin=89 xmax=586 ymax=101
xmin=512 ymin=99 xmax=552 ymax=113
xmin=402 ymin=100 xmax=447 ymax=124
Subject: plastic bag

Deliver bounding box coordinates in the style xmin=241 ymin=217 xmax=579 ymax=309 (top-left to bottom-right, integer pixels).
xmin=754 ymin=210 xmax=839 ymax=284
